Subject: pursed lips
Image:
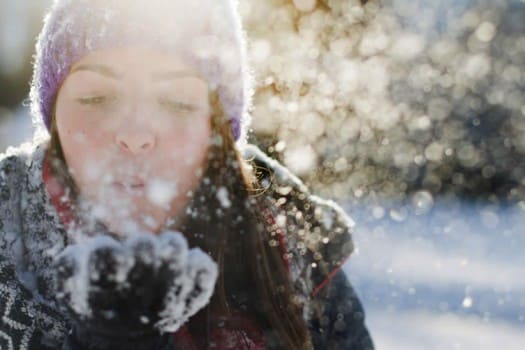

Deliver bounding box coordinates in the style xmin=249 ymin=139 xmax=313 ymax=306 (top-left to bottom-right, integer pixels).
xmin=113 ymin=177 xmax=146 ymax=191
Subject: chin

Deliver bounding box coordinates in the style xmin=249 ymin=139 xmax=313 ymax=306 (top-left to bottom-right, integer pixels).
xmin=100 ymin=213 xmax=159 ymax=237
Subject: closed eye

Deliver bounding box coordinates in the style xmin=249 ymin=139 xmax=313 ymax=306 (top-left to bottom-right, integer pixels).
xmin=159 ymin=98 xmax=197 ymax=113
xmin=76 ymin=96 xmax=114 ymax=105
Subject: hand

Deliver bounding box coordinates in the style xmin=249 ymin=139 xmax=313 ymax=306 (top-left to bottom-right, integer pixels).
xmin=52 ymin=231 xmax=218 ymax=349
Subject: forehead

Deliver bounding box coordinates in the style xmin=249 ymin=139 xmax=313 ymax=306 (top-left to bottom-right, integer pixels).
xmin=70 ymin=46 xmax=202 ymax=77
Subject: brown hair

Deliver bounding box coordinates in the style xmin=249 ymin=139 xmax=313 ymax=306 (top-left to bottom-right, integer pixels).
xmin=48 ymin=91 xmax=312 ymax=349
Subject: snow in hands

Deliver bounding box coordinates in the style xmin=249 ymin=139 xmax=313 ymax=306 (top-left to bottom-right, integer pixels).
xmin=52 ymin=231 xmax=218 ymax=334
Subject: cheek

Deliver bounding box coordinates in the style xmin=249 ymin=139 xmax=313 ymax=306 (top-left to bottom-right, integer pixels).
xmin=60 ymin=120 xmax=104 ymax=149
xmin=57 ymin=102 xmax=99 ymax=147
xmin=185 ymin=123 xmax=211 ymax=161
xmin=160 ymin=121 xmax=211 ymax=184
xmin=56 ymin=114 xmax=114 ymax=185
xmin=163 ymin=118 xmax=211 ymax=161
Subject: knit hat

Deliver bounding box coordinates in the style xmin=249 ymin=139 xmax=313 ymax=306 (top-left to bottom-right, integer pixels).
xmin=30 ymin=0 xmax=252 ymax=143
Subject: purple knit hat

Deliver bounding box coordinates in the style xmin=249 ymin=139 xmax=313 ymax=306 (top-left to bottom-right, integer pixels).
xmin=30 ymin=0 xmax=252 ymax=143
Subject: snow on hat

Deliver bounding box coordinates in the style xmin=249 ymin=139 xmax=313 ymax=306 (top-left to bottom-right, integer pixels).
xmin=30 ymin=0 xmax=252 ymax=143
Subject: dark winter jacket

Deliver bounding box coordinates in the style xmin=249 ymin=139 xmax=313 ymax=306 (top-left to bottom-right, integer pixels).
xmin=0 ymin=139 xmax=374 ymax=349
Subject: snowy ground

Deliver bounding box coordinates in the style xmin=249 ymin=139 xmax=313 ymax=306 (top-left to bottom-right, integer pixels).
xmin=343 ymin=199 xmax=525 ymax=350
xmin=2 ymin=112 xmax=524 ymax=349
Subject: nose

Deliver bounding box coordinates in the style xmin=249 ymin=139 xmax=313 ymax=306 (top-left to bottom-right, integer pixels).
xmin=115 ymin=128 xmax=156 ymax=155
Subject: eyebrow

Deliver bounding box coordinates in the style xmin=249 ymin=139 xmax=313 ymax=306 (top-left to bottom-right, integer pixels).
xmin=70 ymin=64 xmax=204 ymax=82
xmin=150 ymin=70 xmax=205 ymax=82
xmin=70 ymin=64 xmax=122 ymax=79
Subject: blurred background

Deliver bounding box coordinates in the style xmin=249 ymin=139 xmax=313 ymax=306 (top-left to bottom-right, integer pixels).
xmin=1 ymin=0 xmax=524 ymax=348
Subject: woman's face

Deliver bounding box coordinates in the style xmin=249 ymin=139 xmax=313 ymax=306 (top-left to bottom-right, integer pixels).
xmin=55 ymin=47 xmax=212 ymax=235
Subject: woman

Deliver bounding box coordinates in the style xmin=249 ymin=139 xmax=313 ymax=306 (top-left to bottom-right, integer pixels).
xmin=0 ymin=0 xmax=374 ymax=349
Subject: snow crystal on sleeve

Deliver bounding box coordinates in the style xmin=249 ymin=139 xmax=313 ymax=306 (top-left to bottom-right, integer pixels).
xmin=216 ymin=186 xmax=232 ymax=208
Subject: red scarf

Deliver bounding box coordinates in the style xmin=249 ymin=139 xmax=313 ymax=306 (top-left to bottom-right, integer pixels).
xmin=42 ymin=151 xmax=266 ymax=349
